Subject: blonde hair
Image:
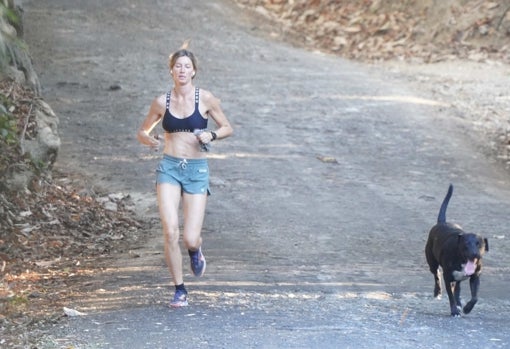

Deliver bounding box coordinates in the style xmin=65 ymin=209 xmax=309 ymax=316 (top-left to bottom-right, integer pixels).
xmin=168 ymin=40 xmax=198 ymax=78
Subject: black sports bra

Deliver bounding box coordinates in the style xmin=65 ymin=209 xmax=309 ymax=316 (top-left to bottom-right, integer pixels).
xmin=162 ymin=88 xmax=208 ymax=133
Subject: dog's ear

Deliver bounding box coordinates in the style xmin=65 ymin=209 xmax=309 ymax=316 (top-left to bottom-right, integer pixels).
xmin=484 ymin=238 xmax=489 ymax=252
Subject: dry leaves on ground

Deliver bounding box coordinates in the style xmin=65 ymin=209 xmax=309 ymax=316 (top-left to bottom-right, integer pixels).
xmin=0 ymin=168 xmax=151 ymax=347
xmin=235 ymin=0 xmax=510 ymax=63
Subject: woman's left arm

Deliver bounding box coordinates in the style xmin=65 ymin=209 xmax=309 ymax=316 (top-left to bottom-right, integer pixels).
xmin=202 ymin=90 xmax=233 ymax=142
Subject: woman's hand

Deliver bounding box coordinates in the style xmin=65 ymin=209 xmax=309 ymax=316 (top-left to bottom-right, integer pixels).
xmin=137 ymin=129 xmax=161 ymax=150
xmin=149 ymin=133 xmax=162 ymax=151
xmin=194 ymin=129 xmax=213 ymax=144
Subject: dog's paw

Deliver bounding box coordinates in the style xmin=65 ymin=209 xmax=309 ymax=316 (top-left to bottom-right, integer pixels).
xmin=463 ymin=300 xmax=477 ymax=314
xmin=450 ymin=306 xmax=462 ymax=317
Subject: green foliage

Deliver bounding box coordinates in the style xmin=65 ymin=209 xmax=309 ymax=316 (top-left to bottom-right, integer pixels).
xmin=0 ymin=94 xmax=17 ymax=145
xmin=9 ymin=294 xmax=28 ymax=306
xmin=0 ymin=2 xmax=20 ymax=69
xmin=0 ymin=90 xmax=21 ymax=182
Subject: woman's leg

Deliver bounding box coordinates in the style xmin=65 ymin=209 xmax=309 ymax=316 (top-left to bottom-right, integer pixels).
xmin=157 ymin=183 xmax=184 ymax=285
xmin=182 ymin=192 xmax=207 ymax=276
xmin=182 ymin=192 xmax=207 ymax=250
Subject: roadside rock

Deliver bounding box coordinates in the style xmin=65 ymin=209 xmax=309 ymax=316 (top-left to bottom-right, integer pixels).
xmin=22 ymin=99 xmax=60 ymax=167
xmin=0 ymin=2 xmax=60 ymax=191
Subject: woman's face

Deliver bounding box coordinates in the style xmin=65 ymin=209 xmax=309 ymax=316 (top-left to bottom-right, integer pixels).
xmin=171 ymin=56 xmax=195 ymax=83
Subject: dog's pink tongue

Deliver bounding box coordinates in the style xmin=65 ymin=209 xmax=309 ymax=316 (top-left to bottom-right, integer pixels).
xmin=465 ymin=260 xmax=476 ymax=276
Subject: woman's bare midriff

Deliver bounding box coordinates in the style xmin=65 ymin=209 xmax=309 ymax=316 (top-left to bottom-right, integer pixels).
xmin=162 ymin=132 xmax=206 ymax=159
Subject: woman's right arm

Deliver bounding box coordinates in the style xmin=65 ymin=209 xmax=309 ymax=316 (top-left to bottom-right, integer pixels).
xmin=137 ymin=96 xmax=164 ymax=147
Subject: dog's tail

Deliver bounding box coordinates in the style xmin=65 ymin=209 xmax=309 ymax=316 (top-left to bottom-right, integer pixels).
xmin=437 ymin=184 xmax=453 ymax=224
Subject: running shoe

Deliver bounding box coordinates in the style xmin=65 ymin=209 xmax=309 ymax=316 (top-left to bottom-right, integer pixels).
xmin=189 ymin=247 xmax=206 ymax=277
xmin=170 ymin=288 xmax=188 ymax=308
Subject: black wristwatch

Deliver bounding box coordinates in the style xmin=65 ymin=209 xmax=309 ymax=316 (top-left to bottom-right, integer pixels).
xmin=210 ymin=131 xmax=217 ymax=141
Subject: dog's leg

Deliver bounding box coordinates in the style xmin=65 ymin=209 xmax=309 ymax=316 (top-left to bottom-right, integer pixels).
xmin=463 ymin=275 xmax=480 ymax=314
xmin=433 ymin=269 xmax=442 ymax=298
xmin=426 ymin=247 xmax=441 ymax=298
xmin=453 ymin=281 xmax=462 ymax=308
xmin=444 ymin=277 xmax=462 ymax=316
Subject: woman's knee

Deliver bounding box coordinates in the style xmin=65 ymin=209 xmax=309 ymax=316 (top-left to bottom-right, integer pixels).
xmin=183 ymin=233 xmax=202 ymax=250
xmin=162 ymin=225 xmax=180 ymax=245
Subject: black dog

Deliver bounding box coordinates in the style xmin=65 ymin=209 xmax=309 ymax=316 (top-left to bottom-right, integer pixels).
xmin=425 ymin=184 xmax=489 ymax=316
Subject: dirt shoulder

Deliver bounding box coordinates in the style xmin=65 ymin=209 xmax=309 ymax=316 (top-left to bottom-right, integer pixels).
xmin=235 ymin=0 xmax=510 ymax=63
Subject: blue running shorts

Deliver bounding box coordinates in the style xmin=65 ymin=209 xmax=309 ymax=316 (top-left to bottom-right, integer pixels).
xmin=156 ymin=154 xmax=210 ymax=195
